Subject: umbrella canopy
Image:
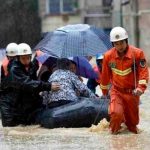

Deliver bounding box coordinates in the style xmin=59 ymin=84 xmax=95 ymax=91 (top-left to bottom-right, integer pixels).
xmin=36 ymin=53 xmax=57 ymax=66
xmin=0 ymin=49 xmax=6 ymax=62
xmin=69 ymin=56 xmax=98 ymax=79
xmin=34 ymin=24 xmax=112 ymax=58
xmin=36 ymin=54 xmax=98 ymax=79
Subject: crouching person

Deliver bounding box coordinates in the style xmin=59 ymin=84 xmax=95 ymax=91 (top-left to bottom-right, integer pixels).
xmin=42 ymin=58 xmax=97 ymax=108
xmin=0 ymin=43 xmax=60 ymax=127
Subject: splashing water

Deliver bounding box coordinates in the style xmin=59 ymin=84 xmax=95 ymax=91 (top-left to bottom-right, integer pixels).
xmin=89 ymin=118 xmax=109 ymax=132
xmin=0 ymin=85 xmax=150 ymax=150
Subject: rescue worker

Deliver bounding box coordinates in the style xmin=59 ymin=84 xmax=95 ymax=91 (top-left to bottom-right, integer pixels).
xmin=0 ymin=43 xmax=60 ymax=127
xmin=87 ymin=54 xmax=103 ymax=93
xmin=100 ymin=27 xmax=149 ymax=134
xmin=1 ymin=43 xmax=18 ymax=79
xmin=0 ymin=43 xmax=18 ymax=100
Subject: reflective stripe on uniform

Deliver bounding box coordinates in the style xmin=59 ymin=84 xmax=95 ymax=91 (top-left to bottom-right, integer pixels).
xmin=138 ymin=80 xmax=147 ymax=85
xmin=111 ymin=68 xmax=132 ymax=76
xmin=100 ymin=84 xmax=110 ymax=90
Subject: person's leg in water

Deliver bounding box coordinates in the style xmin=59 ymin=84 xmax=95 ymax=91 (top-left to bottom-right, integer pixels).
xmin=109 ymin=90 xmax=125 ymax=134
xmin=123 ymin=94 xmax=139 ymax=134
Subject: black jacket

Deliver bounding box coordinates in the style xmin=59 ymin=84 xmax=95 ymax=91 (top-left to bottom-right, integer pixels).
xmin=0 ymin=60 xmax=51 ymax=127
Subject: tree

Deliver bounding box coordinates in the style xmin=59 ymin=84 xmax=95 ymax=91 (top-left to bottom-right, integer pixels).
xmin=0 ymin=0 xmax=41 ymax=48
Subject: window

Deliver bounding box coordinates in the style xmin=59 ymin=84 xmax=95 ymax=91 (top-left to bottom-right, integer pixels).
xmin=102 ymin=0 xmax=112 ymax=13
xmin=121 ymin=0 xmax=130 ymax=5
xmin=49 ymin=0 xmax=60 ymax=14
xmin=47 ymin=0 xmax=78 ymax=15
xmin=102 ymin=0 xmax=112 ymax=6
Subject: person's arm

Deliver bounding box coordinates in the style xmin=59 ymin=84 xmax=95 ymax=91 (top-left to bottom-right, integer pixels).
xmin=71 ymin=72 xmax=97 ymax=98
xmin=87 ymin=79 xmax=98 ymax=93
xmin=4 ymin=66 xmax=59 ymax=93
xmin=134 ymin=51 xmax=149 ymax=96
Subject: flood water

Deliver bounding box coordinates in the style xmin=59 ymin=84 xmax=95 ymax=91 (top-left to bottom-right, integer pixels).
xmin=0 ymin=85 xmax=150 ymax=150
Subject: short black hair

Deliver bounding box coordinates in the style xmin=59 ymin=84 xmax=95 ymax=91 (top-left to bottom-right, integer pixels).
xmin=57 ymin=58 xmax=71 ymax=70
xmin=70 ymin=60 xmax=77 ymax=66
xmin=112 ymin=39 xmax=128 ymax=47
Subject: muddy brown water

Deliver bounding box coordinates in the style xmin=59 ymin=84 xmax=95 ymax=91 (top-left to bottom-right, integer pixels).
xmin=0 ymin=84 xmax=150 ymax=150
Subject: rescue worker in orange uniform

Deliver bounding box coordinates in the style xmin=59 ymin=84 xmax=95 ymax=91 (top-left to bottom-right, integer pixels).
xmin=1 ymin=43 xmax=18 ymax=78
xmin=100 ymin=27 xmax=149 ymax=134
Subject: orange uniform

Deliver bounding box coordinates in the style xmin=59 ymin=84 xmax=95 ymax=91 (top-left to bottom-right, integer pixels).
xmin=100 ymin=45 xmax=149 ymax=133
xmin=1 ymin=57 xmax=9 ymax=76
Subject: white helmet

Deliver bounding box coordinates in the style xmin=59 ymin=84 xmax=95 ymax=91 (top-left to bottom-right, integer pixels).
xmin=17 ymin=43 xmax=32 ymax=56
xmin=6 ymin=43 xmax=18 ymax=56
xmin=110 ymin=26 xmax=128 ymax=42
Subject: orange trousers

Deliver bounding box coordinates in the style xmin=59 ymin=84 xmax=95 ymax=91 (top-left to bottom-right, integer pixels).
xmin=109 ymin=88 xmax=140 ymax=134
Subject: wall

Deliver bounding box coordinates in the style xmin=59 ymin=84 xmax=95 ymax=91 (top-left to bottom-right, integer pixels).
xmin=38 ymin=0 xmax=81 ymax=32
xmin=138 ymin=0 xmax=150 ymax=64
xmin=41 ymin=15 xmax=81 ymax=32
xmin=81 ymin=0 xmax=112 ymax=29
xmin=112 ymin=0 xmax=150 ymax=64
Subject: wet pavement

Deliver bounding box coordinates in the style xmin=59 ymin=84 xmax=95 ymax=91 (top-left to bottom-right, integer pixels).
xmin=0 ymin=84 xmax=150 ymax=150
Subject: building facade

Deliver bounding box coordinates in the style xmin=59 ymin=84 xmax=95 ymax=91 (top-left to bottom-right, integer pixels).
xmin=38 ymin=0 xmax=81 ymax=32
xmin=38 ymin=0 xmax=112 ymax=34
xmin=112 ymin=0 xmax=150 ymax=64
xmin=80 ymin=0 xmax=112 ymax=34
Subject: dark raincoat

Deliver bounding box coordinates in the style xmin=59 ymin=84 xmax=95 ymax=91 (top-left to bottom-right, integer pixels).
xmin=0 ymin=60 xmax=51 ymax=127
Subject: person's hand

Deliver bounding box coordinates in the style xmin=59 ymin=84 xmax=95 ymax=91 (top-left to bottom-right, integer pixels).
xmin=51 ymin=82 xmax=60 ymax=91
xmin=132 ymin=88 xmax=143 ymax=96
